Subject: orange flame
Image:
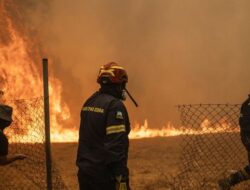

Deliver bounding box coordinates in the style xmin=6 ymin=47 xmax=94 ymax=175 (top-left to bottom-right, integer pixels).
xmin=0 ymin=1 xmax=71 ymax=143
xmin=0 ymin=19 xmax=42 ymax=98
xmin=49 ymin=119 xmax=239 ymax=143
xmin=129 ymin=119 xmax=239 ymax=139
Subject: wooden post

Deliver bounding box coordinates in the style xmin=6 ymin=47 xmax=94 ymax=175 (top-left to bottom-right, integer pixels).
xmin=43 ymin=58 xmax=53 ymax=190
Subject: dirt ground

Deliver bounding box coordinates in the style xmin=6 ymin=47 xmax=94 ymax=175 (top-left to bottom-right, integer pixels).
xmin=3 ymin=134 xmax=248 ymax=189
xmin=52 ymin=136 xmax=182 ymax=190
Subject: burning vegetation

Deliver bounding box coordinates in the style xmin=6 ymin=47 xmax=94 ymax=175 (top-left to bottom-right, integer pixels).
xmin=0 ymin=0 xmax=71 ymax=142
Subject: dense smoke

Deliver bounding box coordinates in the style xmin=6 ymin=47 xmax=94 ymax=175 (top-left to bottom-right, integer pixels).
xmin=5 ymin=0 xmax=250 ymax=128
xmin=47 ymin=0 xmax=250 ymax=127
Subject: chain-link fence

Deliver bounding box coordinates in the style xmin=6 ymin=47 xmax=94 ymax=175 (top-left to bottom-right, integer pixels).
xmin=170 ymin=104 xmax=249 ymax=190
xmin=0 ymin=98 xmax=68 ymax=190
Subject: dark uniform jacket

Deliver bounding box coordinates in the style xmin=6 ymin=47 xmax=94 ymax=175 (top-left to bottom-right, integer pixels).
xmin=76 ymin=90 xmax=130 ymax=182
xmin=0 ymin=130 xmax=8 ymax=156
xmin=239 ymin=96 xmax=250 ymax=132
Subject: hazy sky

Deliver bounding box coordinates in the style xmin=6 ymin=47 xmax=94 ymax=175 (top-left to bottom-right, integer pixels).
xmin=15 ymin=0 xmax=250 ymax=127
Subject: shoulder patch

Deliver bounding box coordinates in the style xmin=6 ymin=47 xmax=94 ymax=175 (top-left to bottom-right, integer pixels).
xmin=116 ymin=111 xmax=124 ymax=120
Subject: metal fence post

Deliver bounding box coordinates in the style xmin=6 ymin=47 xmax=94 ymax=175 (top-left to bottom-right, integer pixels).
xmin=43 ymin=58 xmax=53 ymax=190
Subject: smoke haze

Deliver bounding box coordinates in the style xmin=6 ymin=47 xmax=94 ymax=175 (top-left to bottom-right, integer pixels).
xmin=12 ymin=0 xmax=250 ymax=127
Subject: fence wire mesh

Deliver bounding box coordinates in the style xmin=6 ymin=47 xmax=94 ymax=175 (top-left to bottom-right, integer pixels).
xmin=0 ymin=98 xmax=68 ymax=190
xmin=172 ymin=104 xmax=250 ymax=190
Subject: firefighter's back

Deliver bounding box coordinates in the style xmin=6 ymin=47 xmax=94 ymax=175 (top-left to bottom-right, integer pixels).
xmin=76 ymin=91 xmax=118 ymax=181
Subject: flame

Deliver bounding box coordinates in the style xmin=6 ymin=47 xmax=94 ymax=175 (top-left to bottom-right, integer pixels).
xmin=129 ymin=120 xmax=186 ymax=139
xmin=0 ymin=0 xmax=71 ymax=143
xmin=49 ymin=119 xmax=239 ymax=143
xmin=0 ymin=19 xmax=42 ymax=98
xmin=129 ymin=119 xmax=239 ymax=139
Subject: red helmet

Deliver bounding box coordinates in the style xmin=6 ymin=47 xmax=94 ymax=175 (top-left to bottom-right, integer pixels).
xmin=97 ymin=62 xmax=128 ymax=84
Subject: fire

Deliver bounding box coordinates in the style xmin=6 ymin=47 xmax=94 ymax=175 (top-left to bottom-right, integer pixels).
xmin=130 ymin=120 xmax=186 ymax=139
xmin=49 ymin=119 xmax=239 ymax=143
xmin=0 ymin=19 xmax=42 ymax=98
xmin=0 ymin=1 xmax=240 ymax=143
xmin=129 ymin=119 xmax=239 ymax=139
xmin=0 ymin=0 xmax=71 ymax=143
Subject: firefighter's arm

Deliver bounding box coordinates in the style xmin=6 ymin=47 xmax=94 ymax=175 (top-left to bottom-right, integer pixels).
xmin=0 ymin=133 xmax=26 ymax=165
xmin=105 ymin=133 xmax=128 ymax=190
xmin=105 ymin=132 xmax=128 ymax=190
xmin=0 ymin=154 xmax=26 ymax=165
xmin=105 ymin=101 xmax=129 ymax=189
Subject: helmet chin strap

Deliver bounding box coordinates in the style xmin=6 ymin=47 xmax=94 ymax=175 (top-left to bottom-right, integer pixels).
xmin=125 ymin=88 xmax=138 ymax=107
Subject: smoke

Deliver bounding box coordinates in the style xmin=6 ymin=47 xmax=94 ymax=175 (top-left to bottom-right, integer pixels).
xmin=7 ymin=0 xmax=250 ymax=127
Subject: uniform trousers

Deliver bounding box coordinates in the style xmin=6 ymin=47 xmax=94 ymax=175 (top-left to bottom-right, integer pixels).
xmin=78 ymin=170 xmax=116 ymax=190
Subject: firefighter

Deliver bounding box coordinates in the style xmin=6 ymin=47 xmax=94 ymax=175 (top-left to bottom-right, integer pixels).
xmin=76 ymin=62 xmax=131 ymax=190
xmin=218 ymin=94 xmax=250 ymax=190
xmin=0 ymin=104 xmax=26 ymax=165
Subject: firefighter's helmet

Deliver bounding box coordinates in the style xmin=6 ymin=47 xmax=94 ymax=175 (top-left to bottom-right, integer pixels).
xmin=97 ymin=62 xmax=128 ymax=85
